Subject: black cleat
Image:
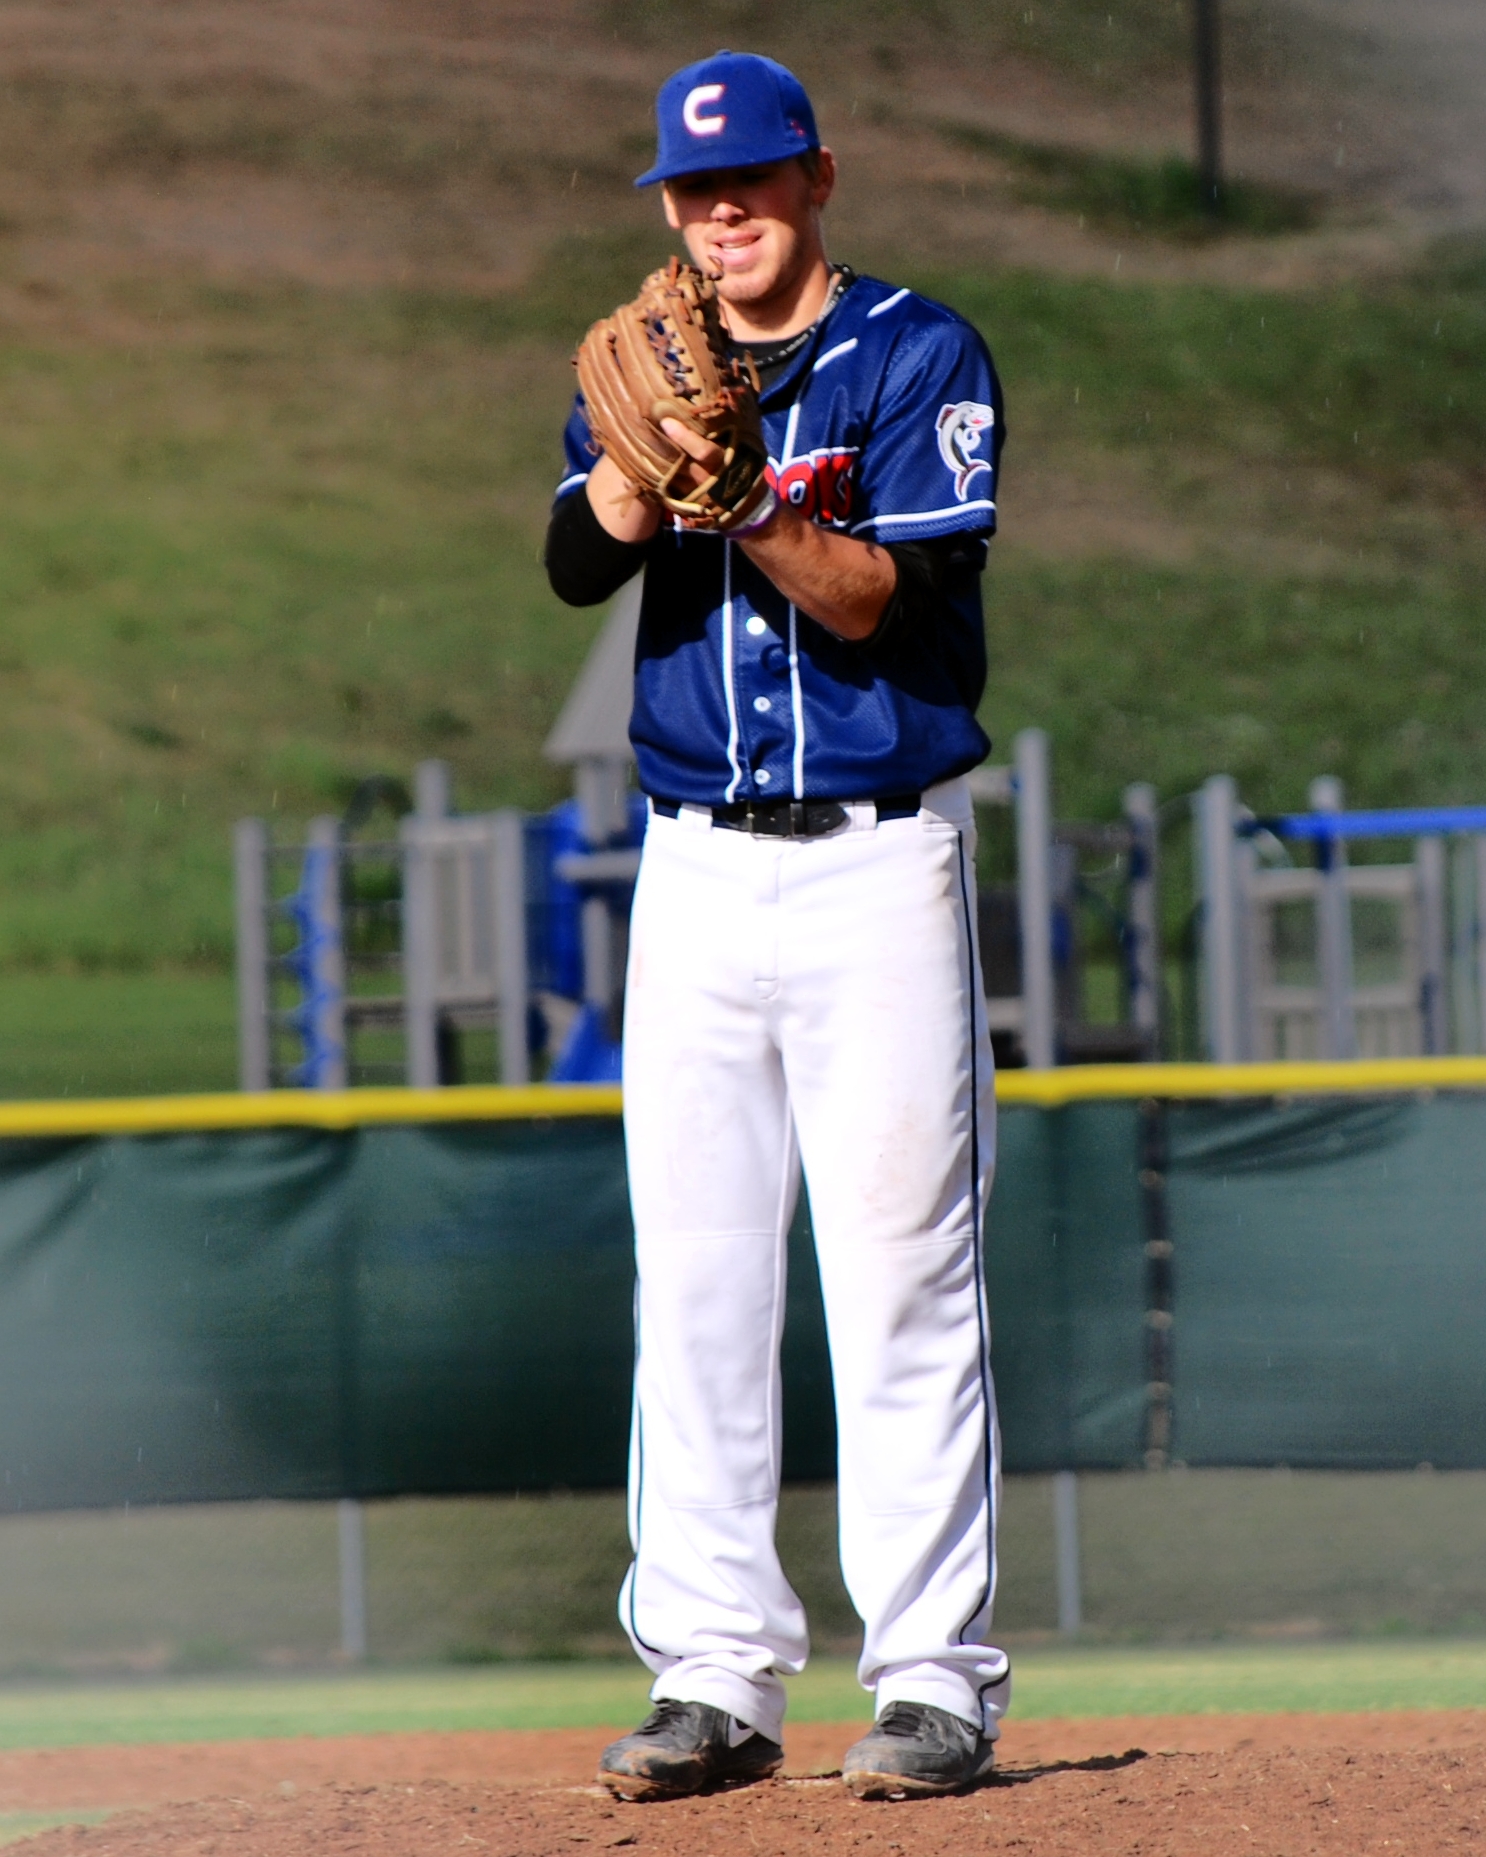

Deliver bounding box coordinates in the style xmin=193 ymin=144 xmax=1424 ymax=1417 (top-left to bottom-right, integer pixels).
xmin=843 ymin=1701 xmax=997 ymax=1800
xmin=597 ymin=1699 xmax=784 ymax=1801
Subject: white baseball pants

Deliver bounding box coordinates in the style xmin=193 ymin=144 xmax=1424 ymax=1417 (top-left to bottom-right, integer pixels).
xmin=618 ymin=776 xmax=1008 ymax=1743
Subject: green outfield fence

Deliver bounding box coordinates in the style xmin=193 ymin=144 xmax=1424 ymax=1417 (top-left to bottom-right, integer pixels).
xmin=1 ymin=1060 xmax=1484 ymax=1513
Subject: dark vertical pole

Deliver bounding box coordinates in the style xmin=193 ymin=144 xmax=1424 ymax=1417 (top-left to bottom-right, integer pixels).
xmin=1192 ymin=0 xmax=1223 ymax=214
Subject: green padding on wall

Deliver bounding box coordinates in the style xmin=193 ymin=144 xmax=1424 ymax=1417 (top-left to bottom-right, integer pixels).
xmin=346 ymin=1123 xmax=635 ymax=1495
xmin=0 ymin=1122 xmax=640 ymax=1510
xmin=983 ymin=1104 xmax=1147 ymax=1472
xmin=0 ymin=1095 xmax=1483 ymax=1513
xmin=0 ymin=1111 xmax=1144 ymax=1511
xmin=1169 ymin=1097 xmax=1486 ymax=1468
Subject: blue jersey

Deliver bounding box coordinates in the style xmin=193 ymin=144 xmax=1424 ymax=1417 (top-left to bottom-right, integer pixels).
xmin=554 ymin=272 xmax=1003 ymax=805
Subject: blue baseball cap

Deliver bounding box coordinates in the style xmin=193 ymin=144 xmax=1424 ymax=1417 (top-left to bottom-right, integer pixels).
xmin=635 ymin=51 xmax=819 ymax=188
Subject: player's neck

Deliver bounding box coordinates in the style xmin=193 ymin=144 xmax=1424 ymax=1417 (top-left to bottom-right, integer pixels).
xmin=720 ymin=251 xmax=834 ymax=345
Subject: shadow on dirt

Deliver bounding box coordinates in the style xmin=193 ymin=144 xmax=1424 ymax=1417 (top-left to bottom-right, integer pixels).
xmin=992 ymin=1747 xmax=1150 ymax=1788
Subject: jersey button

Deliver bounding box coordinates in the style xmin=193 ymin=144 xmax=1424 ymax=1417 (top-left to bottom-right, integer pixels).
xmin=745 ymin=615 xmax=768 ymax=637
xmin=753 ymin=696 xmax=771 ymax=713
xmin=756 ymin=768 xmax=773 ymax=786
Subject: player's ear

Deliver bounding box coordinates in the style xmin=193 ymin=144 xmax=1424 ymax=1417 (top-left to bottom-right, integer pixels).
xmin=661 ymin=185 xmax=683 ymax=232
xmin=806 ymin=147 xmax=836 ymax=209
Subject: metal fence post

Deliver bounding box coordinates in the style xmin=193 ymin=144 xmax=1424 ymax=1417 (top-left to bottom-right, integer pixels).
xmin=1123 ymin=782 xmax=1161 ymax=1058
xmin=491 ymin=809 xmax=530 ymax=1086
xmin=1475 ymin=839 xmax=1486 ymax=1055
xmin=403 ymin=761 xmax=450 ymax=1087
xmin=401 ymin=817 xmax=439 ymax=1088
xmin=1014 ymin=729 xmax=1056 ymax=1069
xmin=337 ymin=1496 xmax=367 ymax=1662
xmin=1449 ymin=839 xmax=1479 ymax=1054
xmin=414 ymin=759 xmax=451 ymax=822
xmin=1310 ymin=776 xmax=1356 ymax=1060
xmin=1052 ymin=1470 xmax=1082 ymax=1635
xmin=1234 ymin=822 xmax=1257 ymax=1057
xmin=575 ymin=755 xmax=630 ymax=846
xmin=581 ymin=895 xmax=614 ymax=1014
xmin=1197 ymin=776 xmax=1243 ymax=1062
xmin=304 ymin=816 xmax=347 ymax=1090
xmin=234 ymin=818 xmax=271 ymax=1091
xmin=1416 ymin=836 xmax=1447 ymax=1055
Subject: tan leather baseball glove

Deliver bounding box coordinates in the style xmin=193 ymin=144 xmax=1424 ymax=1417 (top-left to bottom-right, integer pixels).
xmin=575 ymin=257 xmax=772 ymax=533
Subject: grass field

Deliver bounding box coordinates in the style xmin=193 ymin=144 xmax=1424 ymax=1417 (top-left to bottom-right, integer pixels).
xmin=0 ymin=1641 xmax=1482 ymax=1751
xmin=0 ymin=973 xmax=236 ymax=1098
xmin=1 ymin=1473 xmax=1482 ymax=1681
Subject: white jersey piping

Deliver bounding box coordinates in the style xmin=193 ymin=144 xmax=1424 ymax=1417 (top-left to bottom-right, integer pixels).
xmin=812 ymin=338 xmax=859 ymax=373
xmin=866 ymin=287 xmax=911 ymax=318
xmin=788 ymin=603 xmax=805 ymax=799
xmin=721 ymin=540 xmax=743 ymax=803
xmin=779 ymin=399 xmax=803 ymax=467
xmin=850 ymin=499 xmax=997 ymax=537
xmin=776 ymin=399 xmax=807 ymax=799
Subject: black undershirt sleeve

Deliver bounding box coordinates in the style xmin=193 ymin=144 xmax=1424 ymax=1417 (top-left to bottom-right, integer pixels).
xmin=869 ymin=533 xmax=989 ymax=653
xmin=544 ymin=481 xmax=987 ymax=662
xmin=545 ymin=486 xmax=648 ymax=608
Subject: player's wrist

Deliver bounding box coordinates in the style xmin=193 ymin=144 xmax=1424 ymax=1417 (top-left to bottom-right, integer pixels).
xmin=586 ymin=461 xmax=663 ymax=543
xmin=728 ymin=484 xmax=780 ymax=540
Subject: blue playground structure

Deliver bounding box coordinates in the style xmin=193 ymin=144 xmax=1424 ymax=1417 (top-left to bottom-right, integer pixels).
xmin=1198 ymin=777 xmax=1486 ymax=1063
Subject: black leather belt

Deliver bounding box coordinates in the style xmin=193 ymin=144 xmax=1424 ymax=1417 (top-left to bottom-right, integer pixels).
xmin=651 ymin=794 xmax=921 ymax=838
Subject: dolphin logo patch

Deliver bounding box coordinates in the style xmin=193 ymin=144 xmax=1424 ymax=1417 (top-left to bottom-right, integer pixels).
xmin=935 ymin=401 xmax=996 ymax=500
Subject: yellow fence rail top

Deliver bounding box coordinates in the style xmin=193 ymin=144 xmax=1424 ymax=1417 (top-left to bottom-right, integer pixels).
xmin=0 ymin=1085 xmax=625 ymax=1139
xmin=0 ymin=1058 xmax=1483 ymax=1137
xmin=996 ymin=1056 xmax=1486 ymax=1106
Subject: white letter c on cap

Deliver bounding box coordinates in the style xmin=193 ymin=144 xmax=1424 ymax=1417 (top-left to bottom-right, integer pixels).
xmin=683 ymin=83 xmax=726 ymax=136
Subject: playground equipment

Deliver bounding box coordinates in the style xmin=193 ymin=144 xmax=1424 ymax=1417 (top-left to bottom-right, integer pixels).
xmin=236 ymin=585 xmax=1163 ymax=1085
xmin=1196 ymin=775 xmax=1486 ymax=1062
xmin=970 ymin=734 xmax=1160 ymax=1069
xmin=235 ymin=758 xmax=641 ymax=1090
xmin=235 ymin=587 xmax=647 ymax=1091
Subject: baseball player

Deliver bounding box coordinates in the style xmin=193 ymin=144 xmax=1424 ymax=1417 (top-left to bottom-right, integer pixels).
xmin=545 ymin=51 xmax=1008 ymax=1801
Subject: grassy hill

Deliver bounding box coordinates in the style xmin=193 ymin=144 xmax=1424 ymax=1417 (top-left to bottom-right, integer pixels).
xmin=0 ymin=0 xmax=1479 ymax=1012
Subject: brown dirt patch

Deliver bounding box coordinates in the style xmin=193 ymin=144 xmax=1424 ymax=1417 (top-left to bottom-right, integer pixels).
xmin=5 ymin=1711 xmax=1485 ymax=1854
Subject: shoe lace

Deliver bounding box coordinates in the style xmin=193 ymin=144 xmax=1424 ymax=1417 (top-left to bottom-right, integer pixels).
xmin=875 ymin=1702 xmax=933 ymax=1739
xmin=637 ymin=1699 xmax=701 ymax=1735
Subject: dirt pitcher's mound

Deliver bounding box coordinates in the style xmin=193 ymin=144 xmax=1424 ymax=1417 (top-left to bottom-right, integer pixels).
xmin=9 ymin=1711 xmax=1486 ymax=1856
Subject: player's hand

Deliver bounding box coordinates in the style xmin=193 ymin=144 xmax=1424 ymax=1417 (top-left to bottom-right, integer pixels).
xmin=659 ymin=418 xmax=729 ymax=497
xmin=661 ymin=419 xmax=785 ymax=541
xmin=661 ymin=415 xmax=889 ymax=638
xmin=587 ymin=453 xmax=664 ymax=543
